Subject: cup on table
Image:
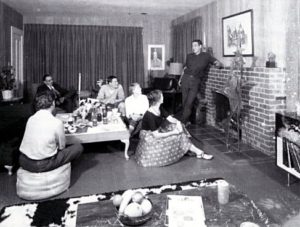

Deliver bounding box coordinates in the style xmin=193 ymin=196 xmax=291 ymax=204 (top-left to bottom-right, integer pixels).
xmin=217 ymin=180 xmax=230 ymax=205
xmin=72 ymin=112 xmax=78 ymax=123
xmin=68 ymin=115 xmax=74 ymax=125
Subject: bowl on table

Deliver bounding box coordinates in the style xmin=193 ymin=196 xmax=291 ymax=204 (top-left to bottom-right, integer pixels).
xmin=116 ymin=199 xmax=153 ymax=226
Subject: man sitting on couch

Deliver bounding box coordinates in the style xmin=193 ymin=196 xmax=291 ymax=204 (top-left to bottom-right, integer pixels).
xmin=19 ymin=91 xmax=83 ymax=173
xmin=36 ymin=74 xmax=77 ymax=113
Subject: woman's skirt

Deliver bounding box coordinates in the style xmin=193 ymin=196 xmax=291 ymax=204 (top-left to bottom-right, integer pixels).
xmin=135 ymin=130 xmax=192 ymax=167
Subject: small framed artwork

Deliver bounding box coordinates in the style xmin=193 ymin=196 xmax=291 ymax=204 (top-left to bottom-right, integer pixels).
xmin=148 ymin=44 xmax=165 ymax=70
xmin=222 ymin=9 xmax=254 ymax=57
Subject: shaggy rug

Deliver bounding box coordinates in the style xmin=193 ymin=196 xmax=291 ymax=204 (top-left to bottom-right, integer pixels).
xmin=0 ymin=178 xmax=221 ymax=227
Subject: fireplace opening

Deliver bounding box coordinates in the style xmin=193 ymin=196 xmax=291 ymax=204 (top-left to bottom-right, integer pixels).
xmin=213 ymin=90 xmax=242 ymax=139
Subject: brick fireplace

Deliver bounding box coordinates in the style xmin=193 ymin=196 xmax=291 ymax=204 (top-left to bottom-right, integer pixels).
xmin=204 ymin=67 xmax=286 ymax=155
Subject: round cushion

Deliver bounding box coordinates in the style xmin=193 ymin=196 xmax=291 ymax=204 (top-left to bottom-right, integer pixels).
xmin=16 ymin=163 xmax=71 ymax=200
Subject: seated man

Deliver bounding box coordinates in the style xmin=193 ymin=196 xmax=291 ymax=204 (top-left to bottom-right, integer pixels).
xmin=97 ymin=75 xmax=125 ymax=115
xmin=19 ymin=91 xmax=83 ymax=173
xmin=36 ymin=74 xmax=77 ymax=113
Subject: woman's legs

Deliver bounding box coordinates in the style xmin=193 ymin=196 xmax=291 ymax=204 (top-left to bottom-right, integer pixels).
xmin=189 ymin=144 xmax=213 ymax=160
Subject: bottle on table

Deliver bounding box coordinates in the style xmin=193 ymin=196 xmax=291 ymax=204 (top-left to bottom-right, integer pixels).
xmin=102 ymin=105 xmax=108 ymax=124
xmin=91 ymin=108 xmax=97 ymax=126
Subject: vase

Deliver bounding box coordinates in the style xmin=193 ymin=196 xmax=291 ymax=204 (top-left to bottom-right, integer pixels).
xmin=2 ymin=90 xmax=13 ymax=100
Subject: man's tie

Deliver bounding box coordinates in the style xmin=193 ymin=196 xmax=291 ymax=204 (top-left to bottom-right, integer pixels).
xmin=50 ymin=86 xmax=60 ymax=99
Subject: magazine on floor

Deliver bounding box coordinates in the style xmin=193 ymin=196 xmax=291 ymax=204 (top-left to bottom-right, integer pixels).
xmin=165 ymin=195 xmax=206 ymax=227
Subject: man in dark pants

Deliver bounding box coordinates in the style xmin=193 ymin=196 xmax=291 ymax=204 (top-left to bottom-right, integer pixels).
xmin=36 ymin=74 xmax=77 ymax=113
xmin=179 ymin=39 xmax=222 ymax=125
xmin=19 ymin=91 xmax=83 ymax=173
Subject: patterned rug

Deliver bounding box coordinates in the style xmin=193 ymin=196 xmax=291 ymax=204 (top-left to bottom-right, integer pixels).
xmin=0 ymin=178 xmax=221 ymax=227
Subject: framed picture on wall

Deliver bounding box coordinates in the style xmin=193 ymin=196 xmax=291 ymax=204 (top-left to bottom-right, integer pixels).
xmin=148 ymin=44 xmax=165 ymax=70
xmin=222 ymin=9 xmax=254 ymax=57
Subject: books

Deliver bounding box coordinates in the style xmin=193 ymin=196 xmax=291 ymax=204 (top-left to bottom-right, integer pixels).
xmin=165 ymin=195 xmax=206 ymax=227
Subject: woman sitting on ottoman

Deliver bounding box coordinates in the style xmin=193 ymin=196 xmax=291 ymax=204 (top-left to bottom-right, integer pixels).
xmin=135 ymin=89 xmax=213 ymax=167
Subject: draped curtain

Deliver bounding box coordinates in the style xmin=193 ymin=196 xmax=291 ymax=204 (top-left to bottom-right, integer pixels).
xmin=172 ymin=17 xmax=202 ymax=64
xmin=24 ymin=24 xmax=144 ymax=95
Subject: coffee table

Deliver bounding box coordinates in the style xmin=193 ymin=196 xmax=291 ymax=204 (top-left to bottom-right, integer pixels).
xmin=71 ymin=179 xmax=274 ymax=227
xmin=56 ymin=114 xmax=130 ymax=159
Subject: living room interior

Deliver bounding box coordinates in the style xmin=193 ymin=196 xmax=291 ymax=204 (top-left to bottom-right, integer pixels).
xmin=1 ymin=0 xmax=300 ymax=226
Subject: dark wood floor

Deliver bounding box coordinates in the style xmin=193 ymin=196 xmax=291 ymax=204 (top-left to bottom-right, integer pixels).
xmin=1 ymin=124 xmax=300 ymax=225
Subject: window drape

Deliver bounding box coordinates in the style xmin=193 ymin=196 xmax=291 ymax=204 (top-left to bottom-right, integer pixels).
xmin=171 ymin=17 xmax=202 ymax=64
xmin=24 ymin=24 xmax=144 ymax=95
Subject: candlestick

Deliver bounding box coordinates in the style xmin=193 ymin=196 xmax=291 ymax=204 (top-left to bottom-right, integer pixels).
xmin=78 ymin=73 xmax=81 ymax=93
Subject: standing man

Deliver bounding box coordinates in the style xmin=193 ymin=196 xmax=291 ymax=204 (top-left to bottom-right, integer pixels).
xmin=36 ymin=74 xmax=77 ymax=113
xmin=19 ymin=91 xmax=83 ymax=173
xmin=97 ymin=75 xmax=125 ymax=115
xmin=179 ymin=39 xmax=222 ymax=125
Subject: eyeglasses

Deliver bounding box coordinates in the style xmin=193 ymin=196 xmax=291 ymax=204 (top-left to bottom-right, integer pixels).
xmin=45 ymin=79 xmax=53 ymax=82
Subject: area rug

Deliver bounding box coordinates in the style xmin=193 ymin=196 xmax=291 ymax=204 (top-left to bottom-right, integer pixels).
xmin=0 ymin=178 xmax=221 ymax=227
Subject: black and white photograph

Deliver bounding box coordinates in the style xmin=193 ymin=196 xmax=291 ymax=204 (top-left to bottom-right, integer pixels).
xmin=148 ymin=44 xmax=165 ymax=70
xmin=0 ymin=1 xmax=300 ymax=226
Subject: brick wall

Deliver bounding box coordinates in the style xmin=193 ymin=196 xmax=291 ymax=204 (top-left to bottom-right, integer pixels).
xmin=205 ymin=67 xmax=286 ymax=155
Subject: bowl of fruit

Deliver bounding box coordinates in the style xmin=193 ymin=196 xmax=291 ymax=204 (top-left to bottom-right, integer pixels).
xmin=112 ymin=190 xmax=153 ymax=226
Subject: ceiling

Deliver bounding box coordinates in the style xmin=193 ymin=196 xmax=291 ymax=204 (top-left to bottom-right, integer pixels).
xmin=2 ymin=0 xmax=216 ymax=17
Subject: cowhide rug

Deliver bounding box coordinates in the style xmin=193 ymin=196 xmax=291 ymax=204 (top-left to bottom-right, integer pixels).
xmin=0 ymin=178 xmax=221 ymax=227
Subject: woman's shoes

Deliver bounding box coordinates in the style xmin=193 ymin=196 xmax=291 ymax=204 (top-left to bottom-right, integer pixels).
xmin=197 ymin=153 xmax=214 ymax=160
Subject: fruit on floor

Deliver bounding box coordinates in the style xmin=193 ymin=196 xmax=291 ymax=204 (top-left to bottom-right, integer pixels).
xmin=124 ymin=202 xmax=143 ymax=218
xmin=112 ymin=194 xmax=123 ymax=207
xmin=119 ymin=190 xmax=134 ymax=214
xmin=141 ymin=199 xmax=152 ymax=215
xmin=131 ymin=191 xmax=144 ymax=204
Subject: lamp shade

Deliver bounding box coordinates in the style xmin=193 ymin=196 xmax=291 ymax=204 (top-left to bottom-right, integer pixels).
xmin=168 ymin=63 xmax=183 ymax=75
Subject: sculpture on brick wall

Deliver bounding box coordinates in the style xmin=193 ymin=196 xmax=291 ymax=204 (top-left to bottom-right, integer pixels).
xmin=222 ymin=43 xmax=248 ymax=151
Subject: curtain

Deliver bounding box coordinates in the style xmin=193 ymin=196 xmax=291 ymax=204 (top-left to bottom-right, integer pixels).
xmin=171 ymin=17 xmax=202 ymax=64
xmin=24 ymin=24 xmax=144 ymax=95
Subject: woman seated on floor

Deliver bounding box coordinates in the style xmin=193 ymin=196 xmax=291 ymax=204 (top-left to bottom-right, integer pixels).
xmin=135 ymin=89 xmax=213 ymax=167
xmin=125 ymin=83 xmax=149 ymax=135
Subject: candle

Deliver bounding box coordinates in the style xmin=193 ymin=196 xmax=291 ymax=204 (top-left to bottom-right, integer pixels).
xmin=217 ymin=180 xmax=230 ymax=204
xmin=203 ymin=31 xmax=206 ymax=46
xmin=78 ymin=73 xmax=81 ymax=93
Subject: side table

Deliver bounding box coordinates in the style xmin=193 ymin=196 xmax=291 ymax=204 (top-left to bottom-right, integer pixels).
xmin=0 ymin=97 xmax=23 ymax=106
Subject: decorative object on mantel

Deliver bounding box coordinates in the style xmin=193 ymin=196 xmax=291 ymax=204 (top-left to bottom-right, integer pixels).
xmin=0 ymin=65 xmax=15 ymax=100
xmin=266 ymin=52 xmax=276 ymax=68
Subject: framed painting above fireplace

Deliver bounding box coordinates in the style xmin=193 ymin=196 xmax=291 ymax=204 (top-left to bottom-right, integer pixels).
xmin=222 ymin=9 xmax=254 ymax=57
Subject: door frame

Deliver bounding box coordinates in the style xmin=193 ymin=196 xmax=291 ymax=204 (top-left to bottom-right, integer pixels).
xmin=10 ymin=26 xmax=24 ymax=97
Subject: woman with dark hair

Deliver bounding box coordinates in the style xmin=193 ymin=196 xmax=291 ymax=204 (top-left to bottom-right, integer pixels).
xmin=135 ymin=89 xmax=213 ymax=167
